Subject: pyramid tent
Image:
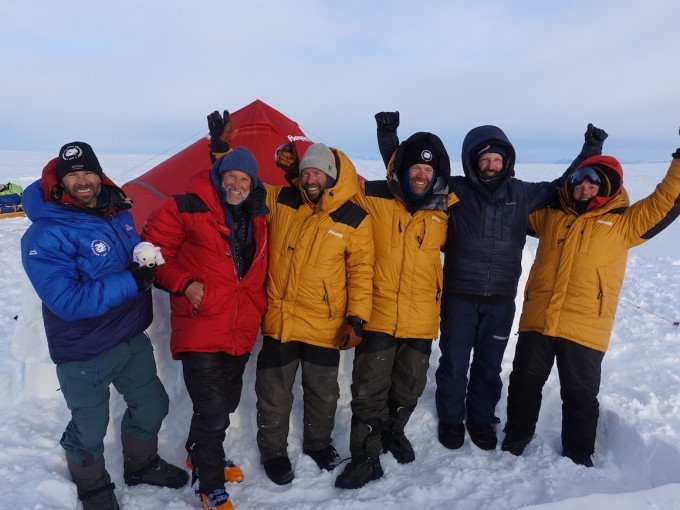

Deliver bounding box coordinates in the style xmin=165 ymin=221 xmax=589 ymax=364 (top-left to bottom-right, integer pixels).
xmin=122 ymin=99 xmax=313 ymax=230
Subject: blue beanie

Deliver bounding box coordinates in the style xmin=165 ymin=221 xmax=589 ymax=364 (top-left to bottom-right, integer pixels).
xmin=216 ymin=147 xmax=259 ymax=189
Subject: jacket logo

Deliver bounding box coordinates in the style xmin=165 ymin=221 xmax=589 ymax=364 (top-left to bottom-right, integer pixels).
xmin=505 ymin=201 xmax=517 ymax=206
xmin=492 ymin=335 xmax=509 ymax=341
xmin=597 ymin=219 xmax=613 ymax=226
xmin=431 ymin=215 xmax=443 ymax=223
xmin=29 ymin=249 xmax=37 ymax=256
xmin=125 ymin=224 xmax=135 ymax=231
xmin=327 ymin=229 xmax=343 ymax=239
xmin=91 ymin=240 xmax=111 ymax=256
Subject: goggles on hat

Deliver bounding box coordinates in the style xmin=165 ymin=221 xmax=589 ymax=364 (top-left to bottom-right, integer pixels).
xmin=569 ymin=166 xmax=601 ymax=186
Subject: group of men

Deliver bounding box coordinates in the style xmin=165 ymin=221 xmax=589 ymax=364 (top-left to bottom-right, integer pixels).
xmin=20 ymin=110 xmax=680 ymax=509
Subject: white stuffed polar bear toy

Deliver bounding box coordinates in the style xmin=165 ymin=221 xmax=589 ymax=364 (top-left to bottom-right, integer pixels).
xmin=133 ymin=241 xmax=165 ymax=268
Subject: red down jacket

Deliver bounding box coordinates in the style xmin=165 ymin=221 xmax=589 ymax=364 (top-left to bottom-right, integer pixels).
xmin=142 ymin=167 xmax=268 ymax=357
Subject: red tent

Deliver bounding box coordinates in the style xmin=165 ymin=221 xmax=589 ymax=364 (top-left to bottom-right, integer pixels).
xmin=122 ymin=99 xmax=313 ymax=230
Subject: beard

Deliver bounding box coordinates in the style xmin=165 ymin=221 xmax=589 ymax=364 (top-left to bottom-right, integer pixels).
xmin=224 ymin=186 xmax=250 ymax=206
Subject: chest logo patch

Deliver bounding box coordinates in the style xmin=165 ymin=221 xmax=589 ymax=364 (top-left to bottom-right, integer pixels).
xmin=91 ymin=240 xmax=111 ymax=256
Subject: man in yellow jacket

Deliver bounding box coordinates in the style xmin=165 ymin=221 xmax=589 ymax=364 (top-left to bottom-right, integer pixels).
xmin=257 ymin=143 xmax=374 ymax=485
xmin=334 ymin=118 xmax=456 ymax=489
xmin=502 ymin=132 xmax=680 ymax=467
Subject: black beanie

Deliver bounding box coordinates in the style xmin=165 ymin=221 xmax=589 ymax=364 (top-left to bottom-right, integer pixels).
xmin=56 ymin=142 xmax=103 ymax=182
xmin=401 ymin=140 xmax=438 ymax=172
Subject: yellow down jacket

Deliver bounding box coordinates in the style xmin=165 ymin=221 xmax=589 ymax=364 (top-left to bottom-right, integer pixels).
xmin=353 ymin=133 xmax=458 ymax=339
xmin=262 ymin=148 xmax=374 ymax=348
xmin=519 ymin=156 xmax=680 ymax=352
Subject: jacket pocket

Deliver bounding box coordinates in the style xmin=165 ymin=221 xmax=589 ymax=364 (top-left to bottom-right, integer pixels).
xmin=596 ymin=266 xmax=608 ymax=317
xmin=323 ymin=279 xmax=336 ymax=318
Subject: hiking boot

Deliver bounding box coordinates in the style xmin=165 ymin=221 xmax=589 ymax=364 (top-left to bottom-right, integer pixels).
xmin=501 ymin=434 xmax=532 ymax=456
xmin=381 ymin=402 xmax=416 ymax=463
xmin=381 ymin=429 xmax=415 ymax=463
xmin=467 ymin=423 xmax=497 ymax=450
xmin=199 ymin=488 xmax=234 ymax=510
xmin=335 ymin=457 xmax=383 ymax=489
xmin=303 ymin=444 xmax=342 ymax=471
xmin=124 ymin=454 xmax=189 ymax=488
xmin=563 ymin=449 xmax=594 ymax=467
xmin=263 ymin=456 xmax=294 ymax=485
xmin=68 ymin=458 xmax=119 ymax=510
xmin=335 ymin=420 xmax=383 ymax=489
xmin=75 ymin=471 xmax=119 ymax=510
xmin=438 ymin=422 xmax=465 ymax=450
xmin=187 ymin=456 xmax=244 ymax=483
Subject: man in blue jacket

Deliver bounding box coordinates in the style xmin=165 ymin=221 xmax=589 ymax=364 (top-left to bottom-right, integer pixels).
xmin=376 ymin=115 xmax=606 ymax=451
xmin=21 ymin=142 xmax=188 ymax=509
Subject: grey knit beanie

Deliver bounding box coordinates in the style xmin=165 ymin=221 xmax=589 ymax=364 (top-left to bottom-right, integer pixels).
xmin=299 ymin=143 xmax=337 ymax=180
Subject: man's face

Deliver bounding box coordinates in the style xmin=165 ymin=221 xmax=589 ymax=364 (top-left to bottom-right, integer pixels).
xmin=478 ymin=152 xmax=504 ymax=178
xmin=572 ymin=180 xmax=600 ymax=202
xmin=61 ymin=171 xmax=101 ymax=208
xmin=300 ymin=167 xmax=328 ymax=202
xmin=408 ymin=164 xmax=434 ymax=195
xmin=222 ymin=169 xmax=252 ymax=205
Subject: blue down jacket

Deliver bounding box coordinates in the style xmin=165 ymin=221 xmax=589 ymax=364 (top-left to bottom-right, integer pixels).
xmin=21 ymin=160 xmax=151 ymax=364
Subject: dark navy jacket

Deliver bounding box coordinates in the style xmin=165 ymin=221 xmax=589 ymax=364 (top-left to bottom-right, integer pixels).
xmin=21 ymin=162 xmax=151 ymax=364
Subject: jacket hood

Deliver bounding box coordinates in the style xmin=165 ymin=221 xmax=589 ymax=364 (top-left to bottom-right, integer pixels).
xmin=189 ymin=165 xmax=268 ymax=218
xmin=386 ymin=131 xmax=451 ymax=210
xmin=559 ymin=154 xmax=624 ymax=213
xmin=461 ymin=125 xmax=516 ymax=186
xmin=24 ymin=158 xmax=129 ymax=222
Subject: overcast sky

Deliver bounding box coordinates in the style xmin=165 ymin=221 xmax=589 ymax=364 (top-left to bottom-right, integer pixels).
xmin=2 ymin=0 xmax=679 ymax=164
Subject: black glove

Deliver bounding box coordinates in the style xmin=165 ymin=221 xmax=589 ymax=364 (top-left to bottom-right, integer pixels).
xmin=673 ymin=126 xmax=680 ymax=159
xmin=340 ymin=316 xmax=364 ymax=350
xmin=128 ymin=262 xmax=155 ymax=292
xmin=585 ymin=123 xmax=608 ymax=145
xmin=207 ymin=110 xmax=231 ymax=153
xmin=375 ymin=111 xmax=400 ymax=133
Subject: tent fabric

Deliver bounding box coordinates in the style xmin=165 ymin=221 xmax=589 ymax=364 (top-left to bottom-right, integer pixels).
xmin=122 ymin=99 xmax=313 ymax=231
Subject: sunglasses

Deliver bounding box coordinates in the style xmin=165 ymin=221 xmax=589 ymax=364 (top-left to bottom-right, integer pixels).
xmin=569 ymin=166 xmax=602 ymax=186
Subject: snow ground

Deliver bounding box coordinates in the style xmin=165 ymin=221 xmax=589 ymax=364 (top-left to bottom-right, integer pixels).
xmin=0 ymin=150 xmax=679 ymax=509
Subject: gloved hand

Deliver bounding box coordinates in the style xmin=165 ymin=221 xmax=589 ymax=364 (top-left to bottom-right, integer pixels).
xmin=340 ymin=316 xmax=364 ymax=350
xmin=585 ymin=123 xmax=608 ymax=145
xmin=275 ymin=142 xmax=300 ymax=184
xmin=207 ymin=110 xmax=232 ymax=153
xmin=128 ymin=262 xmax=155 ymax=292
xmin=673 ymin=126 xmax=680 ymax=159
xmin=375 ymin=111 xmax=400 ymax=133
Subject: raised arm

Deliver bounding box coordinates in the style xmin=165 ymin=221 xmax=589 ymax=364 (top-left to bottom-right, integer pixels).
xmin=375 ymin=111 xmax=400 ymax=167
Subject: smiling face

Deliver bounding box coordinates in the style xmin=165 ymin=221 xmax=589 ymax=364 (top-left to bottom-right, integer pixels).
xmin=407 ymin=164 xmax=434 ymax=195
xmin=61 ymin=171 xmax=101 ymax=208
xmin=572 ymin=180 xmax=600 ymax=201
xmin=477 ymin=152 xmax=504 ymax=178
xmin=221 ymin=169 xmax=252 ymax=205
xmin=300 ymin=167 xmax=328 ymax=203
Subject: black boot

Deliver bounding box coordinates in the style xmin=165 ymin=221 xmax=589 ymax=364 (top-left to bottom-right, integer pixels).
xmin=438 ymin=422 xmax=465 ymax=450
xmin=122 ymin=432 xmax=188 ymax=488
xmin=335 ymin=420 xmax=383 ymax=489
xmin=381 ymin=403 xmax=415 ymax=463
xmin=67 ymin=457 xmax=119 ymax=510
xmin=263 ymin=456 xmax=294 ymax=485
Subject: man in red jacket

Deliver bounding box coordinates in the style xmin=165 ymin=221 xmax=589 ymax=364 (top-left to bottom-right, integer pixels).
xmin=142 ymin=146 xmax=268 ymax=510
